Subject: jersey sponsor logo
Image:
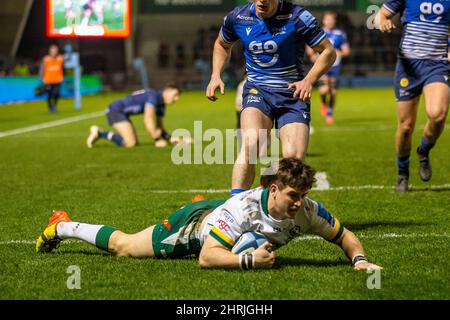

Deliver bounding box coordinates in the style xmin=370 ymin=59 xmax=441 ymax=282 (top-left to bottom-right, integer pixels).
xmin=399 ymin=89 xmax=411 ymax=98
xmin=237 ymin=14 xmax=254 ymax=21
xmin=163 ymin=219 xmax=172 ymax=231
xmin=247 ymin=95 xmax=261 ymax=104
xmin=132 ymin=89 xmax=146 ymax=96
xmin=223 ymin=212 xmax=235 ymax=224
xmin=249 ymin=88 xmax=259 ymax=95
xmin=217 ymin=219 xmax=230 ymax=232
xmin=246 ymin=27 xmax=252 ymax=36
xmin=272 ymin=26 xmax=287 ymax=36
xmin=400 ymin=77 xmax=410 ymax=88
xmin=420 ymin=2 xmax=445 ymax=23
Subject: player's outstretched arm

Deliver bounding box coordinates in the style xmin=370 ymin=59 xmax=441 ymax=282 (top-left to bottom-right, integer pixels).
xmin=377 ymin=7 xmax=396 ymax=33
xmin=144 ymin=105 xmax=162 ymax=139
xmin=199 ymin=236 xmax=275 ymax=270
xmin=288 ymin=38 xmax=336 ymax=101
xmin=206 ymin=36 xmax=233 ymax=102
xmin=337 ymin=228 xmax=383 ymax=271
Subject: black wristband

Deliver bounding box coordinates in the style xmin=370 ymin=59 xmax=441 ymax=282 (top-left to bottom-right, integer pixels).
xmin=352 ymin=254 xmax=368 ymax=266
xmin=161 ymin=130 xmax=172 ymax=141
xmin=239 ymin=253 xmax=254 ymax=270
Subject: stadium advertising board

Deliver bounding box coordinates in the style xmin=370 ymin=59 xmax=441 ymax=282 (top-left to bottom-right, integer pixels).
xmin=46 ymin=0 xmax=131 ymax=38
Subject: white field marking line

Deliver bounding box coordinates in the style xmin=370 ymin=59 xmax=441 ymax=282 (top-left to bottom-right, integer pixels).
xmin=0 ymin=240 xmax=82 ymax=245
xmin=293 ymin=233 xmax=450 ymax=242
xmin=148 ymin=183 xmax=450 ymax=194
xmin=2 ymin=233 xmax=449 ymax=245
xmin=0 ymin=111 xmax=105 ymax=139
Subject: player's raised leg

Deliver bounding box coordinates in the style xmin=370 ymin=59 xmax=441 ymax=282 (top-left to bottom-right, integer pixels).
xmin=87 ymin=123 xmax=127 ymax=148
xmin=279 ymin=123 xmax=309 ymax=160
xmin=319 ymin=78 xmax=330 ymax=117
xmin=231 ymin=107 xmax=272 ymax=197
xmin=417 ymin=82 xmax=450 ymax=181
xmin=327 ymin=78 xmax=338 ymax=124
xmin=395 ymin=97 xmax=420 ymax=192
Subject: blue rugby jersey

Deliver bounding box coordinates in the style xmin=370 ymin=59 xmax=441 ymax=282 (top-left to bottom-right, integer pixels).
xmin=117 ymin=89 xmax=165 ymax=117
xmin=220 ymin=2 xmax=326 ymax=88
xmin=383 ymin=0 xmax=450 ymax=60
xmin=324 ymin=29 xmax=349 ymax=67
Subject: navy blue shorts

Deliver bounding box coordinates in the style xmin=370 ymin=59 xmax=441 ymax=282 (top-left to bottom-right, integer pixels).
xmin=106 ymin=101 xmax=129 ymax=126
xmin=242 ymin=82 xmax=311 ymax=129
xmin=395 ymin=58 xmax=449 ymax=101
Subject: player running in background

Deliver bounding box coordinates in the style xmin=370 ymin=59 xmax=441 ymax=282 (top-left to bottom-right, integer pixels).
xmin=206 ymin=0 xmax=336 ymax=198
xmin=36 ymin=158 xmax=381 ymax=271
xmin=378 ymin=0 xmax=449 ymax=192
xmin=87 ymin=82 xmax=189 ymax=148
xmin=307 ymin=11 xmax=351 ymax=124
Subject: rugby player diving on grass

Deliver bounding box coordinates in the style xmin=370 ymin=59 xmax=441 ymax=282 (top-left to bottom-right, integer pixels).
xmin=36 ymin=158 xmax=382 ymax=271
xmin=86 ymin=82 xmax=191 ymax=148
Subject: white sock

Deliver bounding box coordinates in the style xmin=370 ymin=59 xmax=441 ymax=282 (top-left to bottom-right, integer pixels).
xmin=57 ymin=222 xmax=104 ymax=245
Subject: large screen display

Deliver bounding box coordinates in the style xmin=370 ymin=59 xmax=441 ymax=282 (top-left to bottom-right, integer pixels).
xmin=47 ymin=0 xmax=131 ymax=38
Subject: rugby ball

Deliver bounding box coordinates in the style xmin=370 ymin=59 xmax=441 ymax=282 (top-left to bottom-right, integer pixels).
xmin=231 ymin=231 xmax=267 ymax=254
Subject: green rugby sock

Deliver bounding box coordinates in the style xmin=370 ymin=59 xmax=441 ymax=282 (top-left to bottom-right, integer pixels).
xmin=95 ymin=226 xmax=118 ymax=252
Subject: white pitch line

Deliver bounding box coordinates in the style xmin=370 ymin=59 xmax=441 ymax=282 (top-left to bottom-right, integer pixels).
xmin=2 ymin=233 xmax=449 ymax=246
xmin=0 ymin=111 xmax=105 ymax=139
xmin=293 ymin=233 xmax=450 ymax=242
xmin=0 ymin=240 xmax=81 ymax=245
xmin=148 ymin=183 xmax=450 ymax=194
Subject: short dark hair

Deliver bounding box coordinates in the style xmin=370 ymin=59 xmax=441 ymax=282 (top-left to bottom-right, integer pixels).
xmin=164 ymin=81 xmax=182 ymax=93
xmin=260 ymin=158 xmax=317 ymax=191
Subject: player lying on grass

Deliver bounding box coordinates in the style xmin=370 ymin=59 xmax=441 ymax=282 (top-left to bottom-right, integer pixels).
xmin=36 ymin=158 xmax=382 ymax=271
xmin=87 ymin=82 xmax=191 ymax=148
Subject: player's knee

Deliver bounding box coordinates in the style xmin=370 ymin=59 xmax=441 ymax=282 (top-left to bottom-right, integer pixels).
xmin=427 ymin=109 xmax=448 ymax=124
xmin=239 ymin=134 xmax=260 ymax=156
xmin=398 ymin=121 xmax=415 ymax=135
xmin=111 ymin=234 xmax=133 ymax=257
xmin=124 ymin=139 xmax=137 ymax=148
xmin=319 ymin=86 xmax=328 ymax=94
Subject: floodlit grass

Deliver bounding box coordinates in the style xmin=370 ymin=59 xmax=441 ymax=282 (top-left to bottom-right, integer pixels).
xmin=0 ymin=89 xmax=449 ymax=299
